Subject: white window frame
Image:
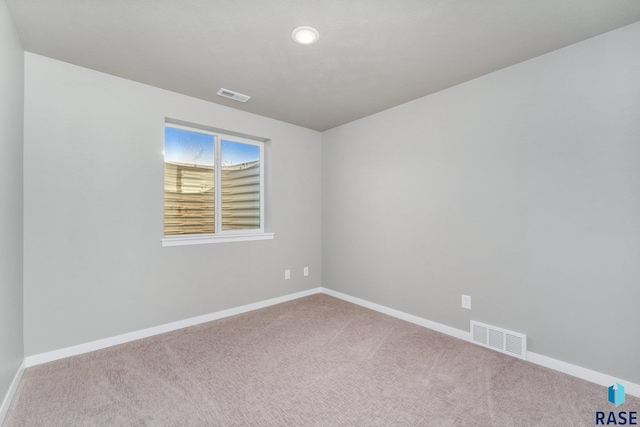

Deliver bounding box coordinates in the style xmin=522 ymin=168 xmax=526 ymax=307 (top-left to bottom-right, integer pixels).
xmin=161 ymin=121 xmax=274 ymax=247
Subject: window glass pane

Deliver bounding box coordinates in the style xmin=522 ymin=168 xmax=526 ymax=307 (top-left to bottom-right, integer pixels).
xmin=221 ymin=139 xmax=261 ymax=231
xmin=164 ymin=127 xmax=215 ymax=235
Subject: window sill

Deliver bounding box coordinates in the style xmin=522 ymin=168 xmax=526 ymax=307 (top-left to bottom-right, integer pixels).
xmin=161 ymin=232 xmax=275 ymax=247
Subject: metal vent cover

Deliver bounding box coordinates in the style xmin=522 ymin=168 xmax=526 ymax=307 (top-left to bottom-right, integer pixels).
xmin=216 ymin=88 xmax=251 ymax=103
xmin=470 ymin=321 xmax=527 ymax=360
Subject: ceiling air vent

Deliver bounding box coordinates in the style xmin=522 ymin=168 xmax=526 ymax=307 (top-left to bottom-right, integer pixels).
xmin=470 ymin=321 xmax=527 ymax=360
xmin=216 ymin=88 xmax=251 ymax=103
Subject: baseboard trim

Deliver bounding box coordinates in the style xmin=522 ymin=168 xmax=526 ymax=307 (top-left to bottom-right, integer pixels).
xmin=527 ymin=352 xmax=640 ymax=398
xmin=23 ymin=286 xmax=640 ymax=399
xmin=323 ymin=287 xmax=640 ymax=398
xmin=321 ymin=288 xmax=471 ymax=342
xmin=25 ymin=287 xmax=323 ymax=368
xmin=0 ymin=360 xmax=25 ymax=425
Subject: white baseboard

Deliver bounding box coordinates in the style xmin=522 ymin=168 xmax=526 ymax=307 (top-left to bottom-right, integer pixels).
xmin=25 ymin=287 xmax=323 ymax=368
xmin=323 ymin=287 xmax=640 ymax=398
xmin=321 ymin=288 xmax=471 ymax=342
xmin=0 ymin=360 xmax=25 ymax=426
xmin=22 ymin=285 xmax=640 ymax=399
xmin=527 ymin=351 xmax=640 ymax=398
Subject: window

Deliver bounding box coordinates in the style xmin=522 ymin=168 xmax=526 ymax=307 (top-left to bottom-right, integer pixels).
xmin=161 ymin=122 xmax=273 ymax=246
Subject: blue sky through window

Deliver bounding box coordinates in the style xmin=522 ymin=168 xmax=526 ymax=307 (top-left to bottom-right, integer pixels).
xmin=221 ymin=140 xmax=260 ymax=166
xmin=164 ymin=128 xmax=259 ymax=167
xmin=164 ymin=127 xmax=214 ymax=166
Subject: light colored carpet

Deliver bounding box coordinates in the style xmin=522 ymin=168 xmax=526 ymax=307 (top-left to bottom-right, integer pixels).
xmin=3 ymin=294 xmax=637 ymax=426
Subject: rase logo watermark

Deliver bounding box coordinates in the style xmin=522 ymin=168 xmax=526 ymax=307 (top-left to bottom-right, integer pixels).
xmin=596 ymin=382 xmax=637 ymax=425
xmin=610 ymin=383 xmax=626 ymax=407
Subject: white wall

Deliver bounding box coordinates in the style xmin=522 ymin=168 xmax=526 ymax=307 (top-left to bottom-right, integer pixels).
xmin=322 ymin=22 xmax=640 ymax=384
xmin=23 ymin=53 xmax=322 ymax=356
xmin=0 ymin=0 xmax=24 ymax=407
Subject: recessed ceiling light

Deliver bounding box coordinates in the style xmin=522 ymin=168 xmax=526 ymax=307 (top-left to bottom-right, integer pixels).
xmin=292 ymin=26 xmax=319 ymax=45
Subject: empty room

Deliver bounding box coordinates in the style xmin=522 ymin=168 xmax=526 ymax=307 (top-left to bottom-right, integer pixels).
xmin=1 ymin=1 xmax=639 ymax=425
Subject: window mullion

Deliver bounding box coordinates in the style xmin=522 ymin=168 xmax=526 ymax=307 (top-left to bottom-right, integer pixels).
xmin=214 ymin=136 xmax=222 ymax=234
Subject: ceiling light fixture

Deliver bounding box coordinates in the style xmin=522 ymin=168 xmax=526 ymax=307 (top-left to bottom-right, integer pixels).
xmin=292 ymin=26 xmax=319 ymax=45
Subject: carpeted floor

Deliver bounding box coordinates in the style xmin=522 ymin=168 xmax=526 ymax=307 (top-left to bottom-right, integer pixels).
xmin=3 ymin=294 xmax=638 ymax=426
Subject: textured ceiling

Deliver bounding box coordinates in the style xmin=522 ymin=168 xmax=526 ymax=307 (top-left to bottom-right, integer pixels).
xmin=7 ymin=0 xmax=640 ymax=131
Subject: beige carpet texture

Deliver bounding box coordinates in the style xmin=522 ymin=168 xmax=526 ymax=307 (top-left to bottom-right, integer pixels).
xmin=4 ymin=294 xmax=638 ymax=426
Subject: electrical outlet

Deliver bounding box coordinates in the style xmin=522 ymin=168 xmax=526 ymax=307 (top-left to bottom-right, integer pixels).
xmin=285 ymin=269 xmax=291 ymax=280
xmin=303 ymin=267 xmax=309 ymax=277
xmin=461 ymin=295 xmax=471 ymax=310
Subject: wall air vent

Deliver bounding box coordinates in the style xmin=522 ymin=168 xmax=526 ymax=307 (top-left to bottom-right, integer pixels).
xmin=470 ymin=321 xmax=527 ymax=360
xmin=216 ymin=88 xmax=251 ymax=103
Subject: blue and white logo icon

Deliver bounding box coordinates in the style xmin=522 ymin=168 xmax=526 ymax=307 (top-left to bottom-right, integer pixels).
xmin=608 ymin=382 xmax=625 ymax=407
